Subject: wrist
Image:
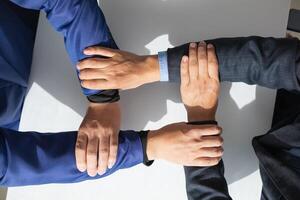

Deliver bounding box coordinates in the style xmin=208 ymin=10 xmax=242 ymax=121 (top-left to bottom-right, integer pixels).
xmin=143 ymin=55 xmax=160 ymax=84
xmin=146 ymin=130 xmax=158 ymax=160
xmin=186 ymin=106 xmax=216 ymax=121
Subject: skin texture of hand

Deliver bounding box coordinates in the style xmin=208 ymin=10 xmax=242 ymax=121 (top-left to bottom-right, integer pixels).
xmin=180 ymin=42 xmax=220 ymax=121
xmin=146 ymin=123 xmax=223 ymax=166
xmin=77 ymin=47 xmax=160 ymax=90
xmin=76 ymin=102 xmax=121 ymax=177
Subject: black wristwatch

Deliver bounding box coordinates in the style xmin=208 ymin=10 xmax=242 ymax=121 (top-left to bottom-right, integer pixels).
xmin=87 ymin=89 xmax=120 ymax=103
xmin=187 ymin=120 xmax=218 ymax=125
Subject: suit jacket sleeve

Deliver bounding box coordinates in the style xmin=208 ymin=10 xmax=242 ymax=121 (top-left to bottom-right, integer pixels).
xmin=10 ymin=0 xmax=119 ymax=102
xmin=0 ymin=128 xmax=143 ymax=186
xmin=167 ymin=36 xmax=300 ymax=92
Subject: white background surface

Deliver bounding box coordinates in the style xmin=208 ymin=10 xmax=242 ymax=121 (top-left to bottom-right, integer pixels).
xmin=6 ymin=0 xmax=290 ymax=199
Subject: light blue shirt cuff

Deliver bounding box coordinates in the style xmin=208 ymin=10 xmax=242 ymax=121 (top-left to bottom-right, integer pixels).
xmin=158 ymin=51 xmax=169 ymax=82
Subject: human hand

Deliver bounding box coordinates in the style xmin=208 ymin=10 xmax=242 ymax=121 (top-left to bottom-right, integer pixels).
xmin=75 ymin=102 xmax=121 ymax=176
xmin=77 ymin=47 xmax=160 ymax=90
xmin=147 ymin=122 xmax=223 ymax=166
xmin=180 ymin=42 xmax=220 ymax=121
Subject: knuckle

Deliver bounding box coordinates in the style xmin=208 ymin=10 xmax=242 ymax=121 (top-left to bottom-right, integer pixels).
xmin=76 ymin=142 xmax=85 ymax=150
xmin=88 ymin=120 xmax=100 ymax=130
xmin=215 ymin=148 xmax=223 ymax=156
xmin=110 ymin=141 xmax=118 ymax=147
xmin=190 ymin=60 xmax=198 ymax=65
xmin=86 ymin=131 xmax=97 ymax=139
xmin=218 ymin=137 xmax=224 ymax=145
xmin=100 ymin=150 xmax=109 ymax=155
xmin=99 ymin=147 xmax=109 ymax=154
xmin=78 ymin=125 xmax=88 ymax=132
xmin=209 ymin=60 xmax=218 ymax=66
xmin=87 ymin=150 xmax=97 ymax=156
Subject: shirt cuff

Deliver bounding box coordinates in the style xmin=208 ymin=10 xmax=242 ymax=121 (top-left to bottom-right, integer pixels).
xmin=158 ymin=51 xmax=169 ymax=82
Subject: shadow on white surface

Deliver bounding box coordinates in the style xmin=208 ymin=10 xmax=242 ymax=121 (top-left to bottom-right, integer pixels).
xmin=0 ymin=188 xmax=7 ymax=200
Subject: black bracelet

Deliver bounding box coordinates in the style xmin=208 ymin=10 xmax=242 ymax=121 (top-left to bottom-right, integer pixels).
xmin=87 ymin=90 xmax=120 ymax=103
xmin=187 ymin=120 xmax=218 ymax=125
xmin=140 ymin=130 xmax=154 ymax=167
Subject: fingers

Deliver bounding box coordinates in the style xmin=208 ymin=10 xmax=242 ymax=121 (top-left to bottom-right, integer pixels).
xmin=84 ymin=46 xmax=118 ymax=57
xmin=75 ymin=133 xmax=88 ymax=172
xmin=180 ymin=56 xmax=190 ymax=86
xmin=198 ymin=41 xmax=208 ymax=77
xmin=188 ymin=43 xmax=199 ymax=80
xmin=200 ymin=135 xmax=224 ymax=148
xmin=191 ymin=156 xmax=222 ymax=167
xmin=77 ymin=58 xmax=116 ymax=70
xmin=207 ymin=44 xmax=219 ymax=81
xmin=86 ymin=136 xmax=99 ymax=177
xmin=185 ymin=125 xmax=222 ymax=137
xmin=79 ymin=69 xmax=108 ymax=80
xmin=98 ymin=134 xmax=110 ymax=175
xmin=81 ymin=79 xmax=116 ymax=90
xmin=197 ymin=147 xmax=224 ymax=157
xmin=108 ymin=133 xmax=118 ymax=169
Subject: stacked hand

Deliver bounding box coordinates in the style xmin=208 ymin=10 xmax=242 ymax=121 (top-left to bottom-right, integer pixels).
xmin=77 ymin=47 xmax=160 ymax=90
xmin=180 ymin=42 xmax=220 ymax=121
xmin=76 ymin=102 xmax=121 ymax=176
xmin=77 ymin=42 xmax=223 ymax=168
xmin=147 ymin=123 xmax=223 ymax=166
xmin=148 ymin=42 xmax=222 ymax=166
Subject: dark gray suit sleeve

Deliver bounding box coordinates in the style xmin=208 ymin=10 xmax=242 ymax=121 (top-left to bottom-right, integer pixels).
xmin=167 ymin=36 xmax=300 ymax=92
xmin=185 ymin=161 xmax=232 ymax=200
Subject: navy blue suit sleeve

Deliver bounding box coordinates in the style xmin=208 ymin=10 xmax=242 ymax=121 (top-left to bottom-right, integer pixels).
xmin=0 ymin=128 xmax=143 ymax=186
xmin=10 ymin=0 xmax=118 ymax=96
xmin=167 ymin=37 xmax=300 ymax=92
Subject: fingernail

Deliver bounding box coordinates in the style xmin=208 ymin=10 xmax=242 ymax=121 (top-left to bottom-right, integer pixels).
xmin=207 ymin=44 xmax=214 ymax=48
xmin=182 ymin=56 xmax=188 ymax=63
xmin=83 ymin=48 xmax=91 ymax=54
xmin=78 ymin=168 xmax=86 ymax=172
xmin=199 ymin=41 xmax=206 ymax=45
xmin=98 ymin=169 xmax=106 ymax=176
xmin=190 ymin=43 xmax=196 ymax=48
xmin=108 ymin=161 xmax=115 ymax=169
xmin=88 ymin=171 xmax=97 ymax=177
xmin=77 ymin=165 xmax=86 ymax=172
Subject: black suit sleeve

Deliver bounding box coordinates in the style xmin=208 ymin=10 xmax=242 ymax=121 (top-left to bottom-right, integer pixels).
xmin=167 ymin=36 xmax=300 ymax=92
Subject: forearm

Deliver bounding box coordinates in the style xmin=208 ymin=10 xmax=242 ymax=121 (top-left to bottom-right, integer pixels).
xmin=10 ymin=0 xmax=119 ymax=100
xmin=167 ymin=37 xmax=300 ymax=91
xmin=0 ymin=128 xmax=143 ymax=187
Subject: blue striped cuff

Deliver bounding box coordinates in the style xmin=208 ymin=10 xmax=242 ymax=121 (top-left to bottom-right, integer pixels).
xmin=158 ymin=51 xmax=169 ymax=82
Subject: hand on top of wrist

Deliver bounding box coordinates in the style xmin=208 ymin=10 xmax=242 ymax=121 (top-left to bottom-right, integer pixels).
xmin=146 ymin=123 xmax=223 ymax=166
xmin=180 ymin=42 xmax=220 ymax=123
xmin=78 ymin=46 xmax=160 ymax=90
